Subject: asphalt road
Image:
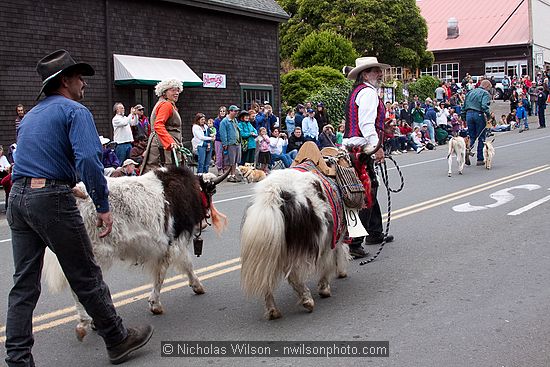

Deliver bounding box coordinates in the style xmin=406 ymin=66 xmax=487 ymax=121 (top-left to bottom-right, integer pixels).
xmin=1 ymin=108 xmax=550 ymax=366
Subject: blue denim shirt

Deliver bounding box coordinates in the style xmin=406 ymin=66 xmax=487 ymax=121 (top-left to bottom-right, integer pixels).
xmin=13 ymin=95 xmax=109 ymax=212
xmin=219 ymin=117 xmax=240 ymax=146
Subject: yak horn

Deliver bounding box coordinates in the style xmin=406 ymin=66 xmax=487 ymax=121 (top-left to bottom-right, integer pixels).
xmin=212 ymin=169 xmax=231 ymax=185
xmin=363 ymin=130 xmax=384 ymax=156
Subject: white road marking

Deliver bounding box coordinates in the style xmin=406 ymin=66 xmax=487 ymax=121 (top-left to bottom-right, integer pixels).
xmin=508 ymin=190 xmax=550 ymax=216
xmin=452 ymin=184 xmax=542 ymax=212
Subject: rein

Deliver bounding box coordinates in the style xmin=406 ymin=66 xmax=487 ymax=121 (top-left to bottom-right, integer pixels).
xmin=359 ymin=153 xmax=405 ymax=266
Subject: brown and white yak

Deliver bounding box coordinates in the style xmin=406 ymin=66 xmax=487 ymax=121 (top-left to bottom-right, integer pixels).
xmin=43 ymin=166 xmax=229 ymax=340
xmin=240 ymin=141 xmax=381 ymax=320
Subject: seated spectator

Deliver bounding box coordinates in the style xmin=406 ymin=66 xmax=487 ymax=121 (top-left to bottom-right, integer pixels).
xmin=318 ymin=124 xmax=336 ymax=148
xmin=287 ymin=126 xmax=305 ymax=154
xmin=410 ymin=126 xmax=426 ymax=153
xmin=129 ymin=135 xmax=148 ymax=165
xmin=391 ymin=121 xmax=408 ymax=153
xmin=100 ymin=136 xmax=120 ymax=169
xmin=256 ymin=127 xmax=271 ymax=173
xmin=491 ymin=114 xmax=511 ymax=132
xmin=111 ymin=159 xmax=138 ymax=177
xmin=507 ymin=109 xmax=519 ymax=129
xmin=269 ymin=128 xmax=294 ymax=168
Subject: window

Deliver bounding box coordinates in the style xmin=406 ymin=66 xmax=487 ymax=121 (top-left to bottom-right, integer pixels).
xmin=439 ymin=63 xmax=460 ymax=81
xmin=240 ymin=84 xmax=273 ymax=111
xmin=384 ymin=67 xmax=403 ymax=81
xmin=134 ymin=88 xmax=152 ymax=114
xmin=421 ymin=64 xmax=439 ymax=78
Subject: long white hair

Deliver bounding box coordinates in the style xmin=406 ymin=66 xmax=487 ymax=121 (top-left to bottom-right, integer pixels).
xmin=154 ymin=79 xmax=183 ymax=97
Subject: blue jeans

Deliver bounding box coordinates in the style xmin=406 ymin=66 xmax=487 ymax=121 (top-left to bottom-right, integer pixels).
xmin=423 ymin=120 xmax=435 ymax=143
xmin=271 ymin=153 xmax=292 ymax=168
xmin=197 ymin=144 xmax=212 ymax=174
xmin=466 ymin=110 xmax=487 ymax=162
xmin=5 ymin=180 xmax=127 ymax=366
xmin=115 ymin=142 xmax=132 ymax=163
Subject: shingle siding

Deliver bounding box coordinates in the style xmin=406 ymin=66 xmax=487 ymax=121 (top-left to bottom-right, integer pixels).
xmin=0 ymin=0 xmax=283 ymax=146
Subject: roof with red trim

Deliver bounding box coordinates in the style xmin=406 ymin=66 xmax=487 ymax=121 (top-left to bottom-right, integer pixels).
xmin=417 ymin=0 xmax=530 ymax=51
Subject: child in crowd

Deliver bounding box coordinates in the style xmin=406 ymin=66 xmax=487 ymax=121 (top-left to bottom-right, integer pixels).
xmin=516 ymin=101 xmax=528 ymax=132
xmin=207 ymin=118 xmax=216 ymax=163
xmin=507 ymin=109 xmax=519 ymax=130
xmin=256 ymin=127 xmax=271 ymax=173
xmin=336 ymin=123 xmax=345 ymax=147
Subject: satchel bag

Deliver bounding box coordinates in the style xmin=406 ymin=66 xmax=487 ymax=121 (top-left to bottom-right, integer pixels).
xmin=335 ymin=164 xmax=365 ymax=209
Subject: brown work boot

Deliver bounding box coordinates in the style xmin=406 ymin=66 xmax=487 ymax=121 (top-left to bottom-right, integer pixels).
xmin=107 ymin=324 xmax=154 ymax=365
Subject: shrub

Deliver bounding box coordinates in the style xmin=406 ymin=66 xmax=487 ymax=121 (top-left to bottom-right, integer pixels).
xmin=281 ymin=66 xmax=346 ymax=108
xmin=407 ymin=75 xmax=440 ymax=102
xmin=307 ymin=79 xmax=353 ymax=126
xmin=291 ymin=30 xmax=359 ymax=70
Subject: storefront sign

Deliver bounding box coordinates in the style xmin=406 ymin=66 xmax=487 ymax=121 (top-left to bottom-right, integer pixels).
xmin=203 ymin=73 xmax=226 ymax=88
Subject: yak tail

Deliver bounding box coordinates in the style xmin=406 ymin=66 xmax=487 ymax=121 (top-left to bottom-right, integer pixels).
xmin=42 ymin=247 xmax=69 ymax=293
xmin=240 ymin=194 xmax=287 ymax=298
xmin=210 ymin=202 xmax=228 ymax=235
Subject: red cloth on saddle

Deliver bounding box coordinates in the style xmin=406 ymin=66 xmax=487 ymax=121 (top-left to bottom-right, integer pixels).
xmin=348 ymin=147 xmax=373 ymax=209
xmin=292 ymin=161 xmax=345 ymax=249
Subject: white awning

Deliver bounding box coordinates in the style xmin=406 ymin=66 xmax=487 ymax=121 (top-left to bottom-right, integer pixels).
xmin=113 ymin=54 xmax=202 ymax=87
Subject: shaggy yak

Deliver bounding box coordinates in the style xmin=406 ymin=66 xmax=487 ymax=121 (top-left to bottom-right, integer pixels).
xmin=240 ymin=141 xmax=381 ymax=320
xmin=43 ymin=166 xmax=229 ymax=340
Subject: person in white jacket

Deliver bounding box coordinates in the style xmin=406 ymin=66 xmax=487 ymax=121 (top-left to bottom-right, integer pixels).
xmin=191 ymin=113 xmax=213 ymax=173
xmin=112 ymin=102 xmax=137 ymax=162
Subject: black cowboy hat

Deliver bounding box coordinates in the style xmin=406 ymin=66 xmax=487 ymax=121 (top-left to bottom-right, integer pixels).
xmin=36 ymin=49 xmax=95 ymax=99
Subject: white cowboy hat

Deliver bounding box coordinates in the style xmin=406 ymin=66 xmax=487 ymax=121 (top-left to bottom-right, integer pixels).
xmin=346 ymin=57 xmax=391 ymax=80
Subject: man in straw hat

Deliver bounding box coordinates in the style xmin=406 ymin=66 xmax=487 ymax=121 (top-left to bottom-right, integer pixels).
xmin=5 ymin=50 xmax=153 ymax=366
xmin=343 ymin=57 xmax=395 ymax=258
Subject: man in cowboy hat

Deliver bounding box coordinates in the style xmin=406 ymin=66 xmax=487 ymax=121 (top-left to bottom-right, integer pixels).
xmin=343 ymin=57 xmax=395 ymax=258
xmin=5 ymin=50 xmax=153 ymax=366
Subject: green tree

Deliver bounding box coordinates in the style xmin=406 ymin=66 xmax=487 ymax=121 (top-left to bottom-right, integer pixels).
xmin=291 ymin=31 xmax=359 ymax=70
xmin=278 ymin=0 xmax=433 ymax=70
xmin=407 ymin=75 xmax=440 ymax=102
xmin=280 ymin=66 xmax=346 ymax=107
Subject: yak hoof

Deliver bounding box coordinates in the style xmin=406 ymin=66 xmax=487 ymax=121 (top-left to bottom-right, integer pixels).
xmin=319 ymin=288 xmax=331 ymax=298
xmin=448 ymin=172 xmax=452 ymax=177
xmin=302 ymin=298 xmax=315 ymax=313
xmin=266 ymin=308 xmax=282 ymax=320
xmin=337 ymin=271 xmax=347 ymax=279
xmin=459 ymin=171 xmax=463 ymax=175
xmin=149 ymin=301 xmax=164 ymax=315
xmin=191 ymin=283 xmax=205 ymax=295
xmin=75 ymin=323 xmax=89 ymax=342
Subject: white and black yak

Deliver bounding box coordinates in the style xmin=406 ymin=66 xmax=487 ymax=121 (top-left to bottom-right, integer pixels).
xmin=240 ymin=142 xmax=381 ymax=320
xmin=43 ymin=166 xmax=229 ymax=340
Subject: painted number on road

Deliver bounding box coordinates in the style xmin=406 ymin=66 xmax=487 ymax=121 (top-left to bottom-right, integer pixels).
xmin=452 ymin=184 xmax=550 ymax=215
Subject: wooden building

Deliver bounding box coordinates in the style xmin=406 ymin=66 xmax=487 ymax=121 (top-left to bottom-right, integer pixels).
xmin=0 ymin=0 xmax=288 ymax=147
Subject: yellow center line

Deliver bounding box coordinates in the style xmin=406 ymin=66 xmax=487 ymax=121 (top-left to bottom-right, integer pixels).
xmin=1 ymin=164 xmax=548 ymax=339
xmin=0 ymin=258 xmax=241 ymax=334
xmin=0 ymin=265 xmax=242 ymax=343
